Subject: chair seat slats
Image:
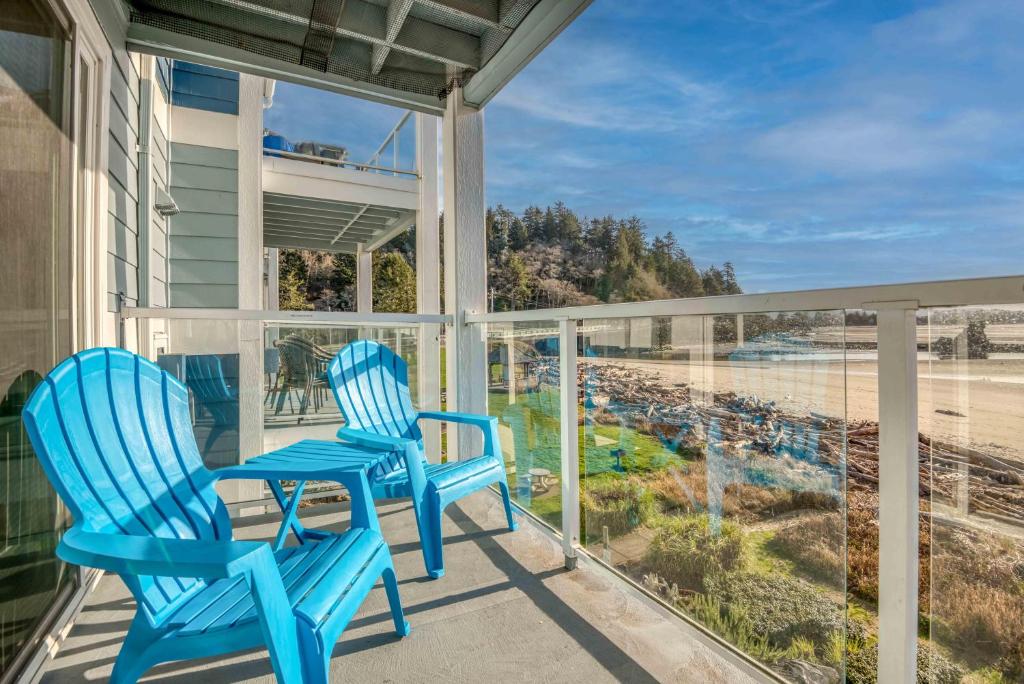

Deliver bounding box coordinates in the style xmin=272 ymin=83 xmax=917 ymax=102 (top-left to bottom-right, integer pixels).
xmin=170 ymin=529 xmax=381 ymax=636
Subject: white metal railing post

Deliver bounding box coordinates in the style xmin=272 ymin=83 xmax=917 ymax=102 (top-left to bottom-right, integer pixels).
xmin=559 ymin=317 xmax=580 ymax=569
xmin=415 ymin=112 xmax=442 ymax=462
xmin=872 ymin=300 xmax=920 ymax=684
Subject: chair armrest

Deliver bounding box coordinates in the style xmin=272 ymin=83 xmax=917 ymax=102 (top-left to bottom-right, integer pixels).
xmin=417 ymin=410 xmax=494 ymax=429
xmin=336 ymin=427 xmax=416 ymax=452
xmin=336 ymin=427 xmax=428 ymax=514
xmin=417 ymin=411 xmax=501 ymax=460
xmin=58 ymin=526 xmax=269 ymax=579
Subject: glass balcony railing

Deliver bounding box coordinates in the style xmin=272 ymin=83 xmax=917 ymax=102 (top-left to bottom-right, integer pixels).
xmin=119 ymin=275 xmax=1024 ymax=683
xmin=123 ymin=311 xmax=438 ymax=509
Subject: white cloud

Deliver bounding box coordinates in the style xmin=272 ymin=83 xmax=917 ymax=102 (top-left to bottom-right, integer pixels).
xmin=492 ymin=35 xmax=732 ymax=134
xmin=753 ymin=107 xmax=1005 ymax=176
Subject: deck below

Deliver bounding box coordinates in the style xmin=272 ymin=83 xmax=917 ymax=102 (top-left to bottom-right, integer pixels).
xmin=40 ymin=490 xmax=759 ymax=683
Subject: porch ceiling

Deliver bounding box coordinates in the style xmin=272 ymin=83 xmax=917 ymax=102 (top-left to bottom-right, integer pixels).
xmin=121 ymin=0 xmax=593 ymax=112
xmin=263 ymin=191 xmax=414 ymax=253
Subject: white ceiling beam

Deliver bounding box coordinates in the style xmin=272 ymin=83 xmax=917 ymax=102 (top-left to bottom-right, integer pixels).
xmin=372 ymin=0 xmax=414 ymax=74
xmin=127 ymin=22 xmax=445 ymax=114
xmin=364 ymin=212 xmax=416 ymax=251
xmin=418 ymin=0 xmax=501 ymax=28
xmin=332 ymin=204 xmax=372 ymax=245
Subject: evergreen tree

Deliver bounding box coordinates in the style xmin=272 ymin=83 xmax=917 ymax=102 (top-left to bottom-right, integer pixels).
xmin=372 ymin=251 xmax=416 ymax=313
xmin=279 ymin=270 xmax=312 ymax=310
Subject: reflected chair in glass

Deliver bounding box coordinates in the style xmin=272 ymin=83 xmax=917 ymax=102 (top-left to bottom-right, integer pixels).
xmin=22 ymin=348 xmax=409 ymax=684
xmin=328 ymin=339 xmax=519 ymax=578
xmin=274 ymin=335 xmax=331 ymax=420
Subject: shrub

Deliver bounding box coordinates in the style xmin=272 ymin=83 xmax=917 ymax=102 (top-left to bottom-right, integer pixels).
xmin=845 ymin=639 xmax=965 ymax=684
xmin=703 ymin=571 xmax=843 ymax=645
xmin=682 ymin=593 xmax=785 ymax=664
xmin=582 ymin=476 xmax=657 ymax=539
xmin=643 ymin=513 xmax=745 ymax=590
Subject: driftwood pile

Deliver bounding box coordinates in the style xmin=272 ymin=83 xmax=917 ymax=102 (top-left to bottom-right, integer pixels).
xmin=570 ymin=362 xmax=1024 ymax=525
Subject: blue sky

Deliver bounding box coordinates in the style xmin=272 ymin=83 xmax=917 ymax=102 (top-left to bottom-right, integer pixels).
xmin=265 ymin=0 xmax=1024 ymax=293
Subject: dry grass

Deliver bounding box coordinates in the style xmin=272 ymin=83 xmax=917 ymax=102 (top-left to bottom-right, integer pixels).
xmin=769 ymin=511 xmax=845 ymax=586
xmin=930 ymin=527 xmax=1024 ymax=677
xmin=643 ymin=513 xmax=745 ymax=591
xmin=643 ymin=460 xmax=835 ymax=523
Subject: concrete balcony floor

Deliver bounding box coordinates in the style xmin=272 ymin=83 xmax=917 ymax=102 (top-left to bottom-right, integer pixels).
xmin=40 ymin=491 xmax=758 ymax=683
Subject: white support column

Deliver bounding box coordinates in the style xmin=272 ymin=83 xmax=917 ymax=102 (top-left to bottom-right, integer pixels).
xmin=415 ymin=112 xmax=442 ymax=463
xmin=265 ymin=247 xmax=280 ymax=311
xmin=442 ymin=84 xmax=488 ymax=460
xmin=234 ymin=74 xmax=267 ymax=510
xmin=559 ymin=318 xmax=580 ymax=569
xmin=874 ymin=302 xmax=919 ymax=684
xmin=356 ymin=244 xmax=373 ymax=313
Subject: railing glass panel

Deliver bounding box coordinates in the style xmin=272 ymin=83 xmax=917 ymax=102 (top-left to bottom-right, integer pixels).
xmin=487 ymin=321 xmax=563 ymax=531
xmin=921 ymin=305 xmax=1024 ymax=683
xmin=131 ymin=317 xmax=421 ymax=506
xmin=580 ymin=313 xmax=849 ymax=681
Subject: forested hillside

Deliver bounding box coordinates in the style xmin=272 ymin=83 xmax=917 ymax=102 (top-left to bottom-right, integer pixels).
xmin=278 ymin=202 xmax=741 ymax=311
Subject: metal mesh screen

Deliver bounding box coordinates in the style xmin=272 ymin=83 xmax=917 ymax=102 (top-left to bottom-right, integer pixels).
xmin=128 ymin=0 xmax=541 ymax=99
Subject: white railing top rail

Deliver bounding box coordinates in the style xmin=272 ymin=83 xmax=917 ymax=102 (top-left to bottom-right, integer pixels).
xmin=468 ymin=274 xmax=1024 ymax=323
xmin=263 ymin=147 xmax=418 ymax=178
xmin=121 ymin=307 xmax=450 ymax=326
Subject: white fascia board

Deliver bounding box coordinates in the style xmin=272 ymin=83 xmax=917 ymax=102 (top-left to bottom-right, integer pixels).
xmin=262 ymin=156 xmax=419 ymax=210
xmin=170 ymin=106 xmax=239 ymax=150
xmin=462 ymin=0 xmax=593 ymax=109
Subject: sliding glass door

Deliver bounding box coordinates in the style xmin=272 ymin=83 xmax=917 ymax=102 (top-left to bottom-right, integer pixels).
xmin=0 ymin=0 xmax=75 ymax=677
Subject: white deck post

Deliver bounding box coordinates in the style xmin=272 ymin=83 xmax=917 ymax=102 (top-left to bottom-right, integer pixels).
xmin=356 ymin=244 xmax=373 ymax=313
xmin=559 ymin=318 xmax=580 ymax=568
xmin=235 ymin=74 xmax=266 ymax=510
xmin=874 ymin=301 xmax=919 ymax=684
xmin=442 ymin=83 xmax=488 ymax=460
xmin=265 ymin=247 xmax=280 ymax=311
xmin=415 ymin=112 xmax=442 ymax=463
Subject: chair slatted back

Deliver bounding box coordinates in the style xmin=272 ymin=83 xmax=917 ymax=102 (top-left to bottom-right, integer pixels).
xmin=22 ymin=348 xmax=232 ymax=621
xmin=185 ymin=354 xmax=237 ymax=426
xmin=328 ymin=340 xmax=422 ymax=476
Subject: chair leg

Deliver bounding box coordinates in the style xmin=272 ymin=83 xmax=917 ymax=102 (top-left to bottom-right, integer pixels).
xmin=426 ymin=498 xmax=446 ymax=579
xmin=381 ymin=565 xmax=411 ymax=637
xmin=297 ymin=626 xmax=330 ymax=684
xmin=110 ymin=615 xmax=158 ymax=684
xmin=498 ymin=480 xmax=519 ymax=531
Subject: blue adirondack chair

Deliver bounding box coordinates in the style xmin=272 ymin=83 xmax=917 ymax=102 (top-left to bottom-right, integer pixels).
xmin=327 ymin=340 xmax=518 ymax=579
xmin=21 ymin=348 xmax=409 ymax=684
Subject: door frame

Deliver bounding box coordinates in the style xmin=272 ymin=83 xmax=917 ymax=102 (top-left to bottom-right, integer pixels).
xmin=68 ymin=0 xmax=112 ymax=351
xmin=5 ymin=2 xmax=113 ymax=682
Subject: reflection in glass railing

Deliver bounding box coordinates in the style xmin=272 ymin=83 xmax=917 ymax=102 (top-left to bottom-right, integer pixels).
xmin=922 ymin=306 xmax=1024 ymax=683
xmin=487 ymin=322 xmax=563 ymax=530
xmin=139 ymin=320 xmax=419 ymax=470
xmin=581 ymin=313 xmax=848 ymax=682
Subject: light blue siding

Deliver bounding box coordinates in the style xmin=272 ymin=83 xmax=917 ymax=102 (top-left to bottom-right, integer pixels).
xmin=107 ymin=51 xmax=140 ymax=311
xmin=168 ymin=142 xmax=239 ymax=307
